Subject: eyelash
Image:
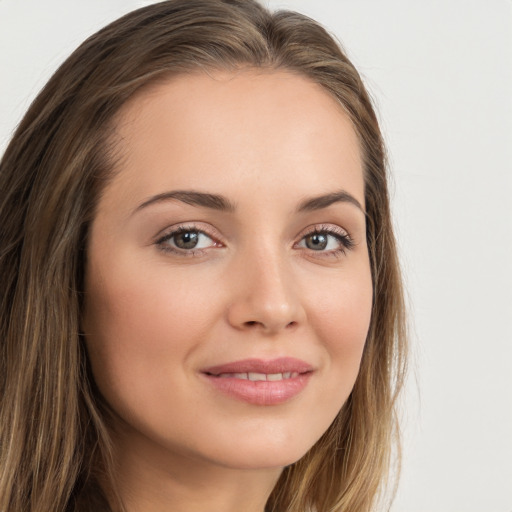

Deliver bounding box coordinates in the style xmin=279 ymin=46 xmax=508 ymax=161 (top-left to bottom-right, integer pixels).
xmin=155 ymin=223 xmax=354 ymax=258
xmin=296 ymin=224 xmax=355 ymax=258
xmin=155 ymin=225 xmax=220 ymax=257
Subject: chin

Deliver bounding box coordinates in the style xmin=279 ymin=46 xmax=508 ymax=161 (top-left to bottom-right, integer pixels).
xmin=194 ymin=423 xmax=328 ymax=471
xmin=210 ymin=448 xmax=309 ymax=471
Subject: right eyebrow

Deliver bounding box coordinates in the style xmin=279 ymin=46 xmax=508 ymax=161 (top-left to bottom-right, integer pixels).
xmin=132 ymin=190 xmax=236 ymax=216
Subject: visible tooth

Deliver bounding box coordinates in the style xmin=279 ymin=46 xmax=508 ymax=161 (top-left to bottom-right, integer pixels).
xmin=216 ymin=371 xmax=299 ymax=380
xmin=248 ymin=372 xmax=267 ymax=381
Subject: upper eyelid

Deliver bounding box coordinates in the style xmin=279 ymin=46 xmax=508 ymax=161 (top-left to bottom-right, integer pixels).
xmin=297 ymin=223 xmax=351 ymax=239
xmin=154 ymin=222 xmax=221 ymax=243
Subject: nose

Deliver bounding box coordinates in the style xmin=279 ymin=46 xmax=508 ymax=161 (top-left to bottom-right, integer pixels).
xmin=226 ymin=251 xmax=306 ymax=335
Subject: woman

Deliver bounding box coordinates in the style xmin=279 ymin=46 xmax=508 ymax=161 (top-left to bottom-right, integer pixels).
xmin=0 ymin=1 xmax=407 ymax=511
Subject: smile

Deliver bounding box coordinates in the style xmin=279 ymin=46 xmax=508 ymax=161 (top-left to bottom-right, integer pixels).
xmin=201 ymin=358 xmax=313 ymax=405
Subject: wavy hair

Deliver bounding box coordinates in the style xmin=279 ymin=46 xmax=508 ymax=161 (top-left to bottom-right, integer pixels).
xmin=0 ymin=1 xmax=407 ymax=510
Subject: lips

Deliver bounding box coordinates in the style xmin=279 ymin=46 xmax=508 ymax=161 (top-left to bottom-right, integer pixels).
xmin=201 ymin=357 xmax=314 ymax=406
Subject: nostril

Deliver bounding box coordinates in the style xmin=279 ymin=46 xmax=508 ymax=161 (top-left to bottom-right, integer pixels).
xmin=243 ymin=320 xmax=298 ymax=330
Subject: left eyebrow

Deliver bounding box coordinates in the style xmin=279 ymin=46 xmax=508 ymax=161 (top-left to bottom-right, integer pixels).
xmin=297 ymin=190 xmax=365 ymax=214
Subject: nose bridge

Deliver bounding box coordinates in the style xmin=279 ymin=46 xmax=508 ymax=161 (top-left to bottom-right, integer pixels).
xmin=227 ymin=241 xmax=304 ymax=334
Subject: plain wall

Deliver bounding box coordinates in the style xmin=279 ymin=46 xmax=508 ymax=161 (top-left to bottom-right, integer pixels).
xmin=1 ymin=1 xmax=511 ymax=511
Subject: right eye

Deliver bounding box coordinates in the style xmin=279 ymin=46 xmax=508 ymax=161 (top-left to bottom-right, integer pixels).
xmin=156 ymin=226 xmax=221 ymax=255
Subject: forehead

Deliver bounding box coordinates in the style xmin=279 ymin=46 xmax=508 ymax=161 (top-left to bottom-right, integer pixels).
xmin=107 ymin=69 xmax=364 ymax=212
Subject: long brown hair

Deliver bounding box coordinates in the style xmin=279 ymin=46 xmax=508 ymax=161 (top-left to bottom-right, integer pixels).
xmin=0 ymin=1 xmax=407 ymax=510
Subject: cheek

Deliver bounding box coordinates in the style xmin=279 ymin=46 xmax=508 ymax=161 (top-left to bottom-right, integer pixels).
xmin=306 ymin=262 xmax=373 ymax=383
xmin=85 ymin=250 xmax=215 ymax=346
xmin=82 ymin=256 xmax=215 ymax=414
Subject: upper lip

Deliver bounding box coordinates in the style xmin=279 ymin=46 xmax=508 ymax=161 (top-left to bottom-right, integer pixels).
xmin=202 ymin=357 xmax=314 ymax=376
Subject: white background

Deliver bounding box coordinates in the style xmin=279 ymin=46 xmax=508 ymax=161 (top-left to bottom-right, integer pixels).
xmin=1 ymin=1 xmax=511 ymax=511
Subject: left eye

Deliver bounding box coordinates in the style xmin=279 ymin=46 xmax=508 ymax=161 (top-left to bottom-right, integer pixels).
xmin=297 ymin=232 xmax=346 ymax=251
xmin=161 ymin=229 xmax=215 ymax=251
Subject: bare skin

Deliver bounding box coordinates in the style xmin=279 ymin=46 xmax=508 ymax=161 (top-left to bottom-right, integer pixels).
xmin=83 ymin=69 xmax=372 ymax=512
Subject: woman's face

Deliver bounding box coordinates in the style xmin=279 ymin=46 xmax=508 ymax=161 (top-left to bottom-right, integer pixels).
xmin=83 ymin=70 xmax=372 ymax=471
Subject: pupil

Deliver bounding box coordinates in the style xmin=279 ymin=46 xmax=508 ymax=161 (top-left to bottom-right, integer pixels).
xmin=306 ymin=233 xmax=327 ymax=250
xmin=175 ymin=231 xmax=199 ymax=249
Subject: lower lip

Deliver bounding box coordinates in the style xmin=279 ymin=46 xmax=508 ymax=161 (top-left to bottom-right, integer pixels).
xmin=202 ymin=373 xmax=312 ymax=405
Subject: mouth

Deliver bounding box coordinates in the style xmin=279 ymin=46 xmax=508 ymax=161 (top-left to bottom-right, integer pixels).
xmin=201 ymin=358 xmax=314 ymax=406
